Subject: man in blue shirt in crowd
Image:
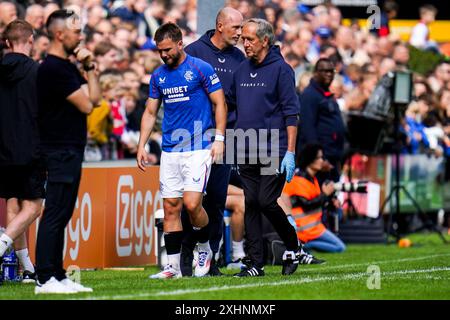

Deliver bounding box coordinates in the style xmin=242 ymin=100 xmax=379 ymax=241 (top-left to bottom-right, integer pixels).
xmin=179 ymin=6 xmax=245 ymax=276
xmin=137 ymin=22 xmax=227 ymax=279
xmin=298 ymin=58 xmax=346 ymax=184
xmin=228 ymin=18 xmax=320 ymax=277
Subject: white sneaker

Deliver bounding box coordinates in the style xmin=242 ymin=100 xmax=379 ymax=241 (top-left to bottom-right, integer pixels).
xmin=194 ymin=249 xmax=212 ymax=277
xmin=60 ymin=278 xmax=93 ymax=293
xmin=149 ymin=265 xmax=182 ymax=279
xmin=34 ymin=277 xmax=77 ymax=295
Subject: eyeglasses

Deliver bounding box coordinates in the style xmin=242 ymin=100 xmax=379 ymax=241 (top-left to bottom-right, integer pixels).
xmin=316 ymin=68 xmax=336 ymax=74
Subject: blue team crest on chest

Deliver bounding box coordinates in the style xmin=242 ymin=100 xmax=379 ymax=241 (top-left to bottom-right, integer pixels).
xmin=184 ymin=70 xmax=194 ymax=82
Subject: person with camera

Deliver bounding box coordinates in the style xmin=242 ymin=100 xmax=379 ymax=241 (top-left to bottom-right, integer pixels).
xmin=282 ymin=143 xmax=346 ymax=253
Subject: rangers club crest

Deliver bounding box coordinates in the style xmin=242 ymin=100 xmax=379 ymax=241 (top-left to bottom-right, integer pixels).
xmin=184 ymin=71 xmax=194 ymax=82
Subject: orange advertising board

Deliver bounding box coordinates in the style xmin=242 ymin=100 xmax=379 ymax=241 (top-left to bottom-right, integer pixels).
xmin=103 ymin=166 xmax=163 ymax=267
xmin=27 ymin=161 xmax=161 ymax=269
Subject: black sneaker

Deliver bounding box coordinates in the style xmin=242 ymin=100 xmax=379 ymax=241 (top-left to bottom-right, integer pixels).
xmin=298 ymin=252 xmax=326 ymax=265
xmin=22 ymin=270 xmax=36 ymax=284
xmin=208 ymin=257 xmax=223 ymax=277
xmin=234 ymin=265 xmax=265 ymax=277
xmin=240 ymin=256 xmax=253 ymax=268
xmin=180 ymin=247 xmax=194 ymax=277
xmin=282 ymin=251 xmax=299 ymax=275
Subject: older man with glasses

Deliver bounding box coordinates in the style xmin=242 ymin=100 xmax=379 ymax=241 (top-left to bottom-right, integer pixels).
xmin=227 ymin=18 xmax=322 ymax=278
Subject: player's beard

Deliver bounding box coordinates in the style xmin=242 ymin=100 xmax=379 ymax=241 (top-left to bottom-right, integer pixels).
xmin=164 ymin=51 xmax=181 ymax=68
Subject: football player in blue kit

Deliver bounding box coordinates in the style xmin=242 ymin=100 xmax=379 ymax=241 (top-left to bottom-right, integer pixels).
xmin=137 ymin=22 xmax=227 ymax=279
xmin=180 ymin=7 xmax=246 ymax=276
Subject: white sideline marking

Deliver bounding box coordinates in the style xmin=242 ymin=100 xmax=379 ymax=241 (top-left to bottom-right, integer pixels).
xmin=300 ymin=253 xmax=450 ymax=272
xmin=78 ymin=266 xmax=450 ymax=300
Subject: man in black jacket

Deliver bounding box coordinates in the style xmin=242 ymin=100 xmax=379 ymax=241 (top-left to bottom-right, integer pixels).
xmin=0 ymin=20 xmax=44 ymax=284
xmin=298 ymin=58 xmax=346 ymax=184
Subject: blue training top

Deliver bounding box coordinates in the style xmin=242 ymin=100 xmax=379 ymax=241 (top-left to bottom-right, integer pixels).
xmin=185 ymin=30 xmax=245 ymax=129
xmin=149 ymin=54 xmax=222 ymax=152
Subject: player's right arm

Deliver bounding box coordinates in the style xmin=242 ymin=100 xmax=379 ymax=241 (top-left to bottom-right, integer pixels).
xmin=137 ymin=97 xmax=161 ymax=171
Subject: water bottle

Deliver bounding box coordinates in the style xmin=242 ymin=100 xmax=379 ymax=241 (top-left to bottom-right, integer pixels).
xmin=223 ymin=210 xmax=232 ymax=265
xmin=1 ymin=250 xmax=19 ymax=282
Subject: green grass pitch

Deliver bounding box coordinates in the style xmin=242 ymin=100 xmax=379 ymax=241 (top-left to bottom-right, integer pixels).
xmin=1 ymin=233 xmax=449 ymax=300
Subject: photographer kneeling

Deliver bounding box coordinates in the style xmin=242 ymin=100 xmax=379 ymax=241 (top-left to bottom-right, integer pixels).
xmin=282 ymin=143 xmax=346 ymax=253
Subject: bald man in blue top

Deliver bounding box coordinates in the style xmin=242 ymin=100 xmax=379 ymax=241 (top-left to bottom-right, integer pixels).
xmin=180 ymin=7 xmax=245 ymax=276
xmin=137 ymin=22 xmax=227 ymax=279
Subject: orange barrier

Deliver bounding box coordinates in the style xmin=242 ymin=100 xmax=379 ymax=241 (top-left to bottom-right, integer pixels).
xmin=343 ymin=19 xmax=450 ymax=43
xmin=26 ymin=161 xmax=162 ymax=269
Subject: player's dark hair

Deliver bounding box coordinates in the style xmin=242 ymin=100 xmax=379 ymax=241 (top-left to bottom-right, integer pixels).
xmin=154 ymin=22 xmax=182 ymax=44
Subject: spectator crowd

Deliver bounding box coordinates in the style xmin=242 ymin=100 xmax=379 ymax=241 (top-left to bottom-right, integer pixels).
xmin=0 ymin=0 xmax=450 ymax=161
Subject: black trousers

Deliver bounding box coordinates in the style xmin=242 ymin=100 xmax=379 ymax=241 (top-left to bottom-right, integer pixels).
xmin=181 ymin=163 xmax=231 ymax=254
xmin=238 ymin=162 xmax=299 ymax=268
xmin=36 ymin=148 xmax=83 ymax=284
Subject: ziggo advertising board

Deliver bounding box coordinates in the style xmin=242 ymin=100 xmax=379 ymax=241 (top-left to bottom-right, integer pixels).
xmin=27 ymin=162 xmax=162 ymax=269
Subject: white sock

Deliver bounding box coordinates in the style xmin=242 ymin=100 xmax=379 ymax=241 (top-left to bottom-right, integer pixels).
xmin=0 ymin=233 xmax=13 ymax=257
xmin=167 ymin=253 xmax=181 ymax=271
xmin=16 ymin=248 xmax=35 ymax=273
xmin=232 ymin=240 xmax=245 ymax=261
xmin=197 ymin=241 xmax=211 ymax=253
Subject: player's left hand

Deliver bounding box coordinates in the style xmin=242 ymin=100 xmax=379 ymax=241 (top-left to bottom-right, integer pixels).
xmin=211 ymin=141 xmax=224 ymax=164
xmin=280 ymin=151 xmax=295 ymax=183
xmin=137 ymin=146 xmax=151 ymax=172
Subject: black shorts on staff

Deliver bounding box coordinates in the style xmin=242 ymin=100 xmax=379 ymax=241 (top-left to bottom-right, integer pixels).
xmin=0 ymin=159 xmax=46 ymax=200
